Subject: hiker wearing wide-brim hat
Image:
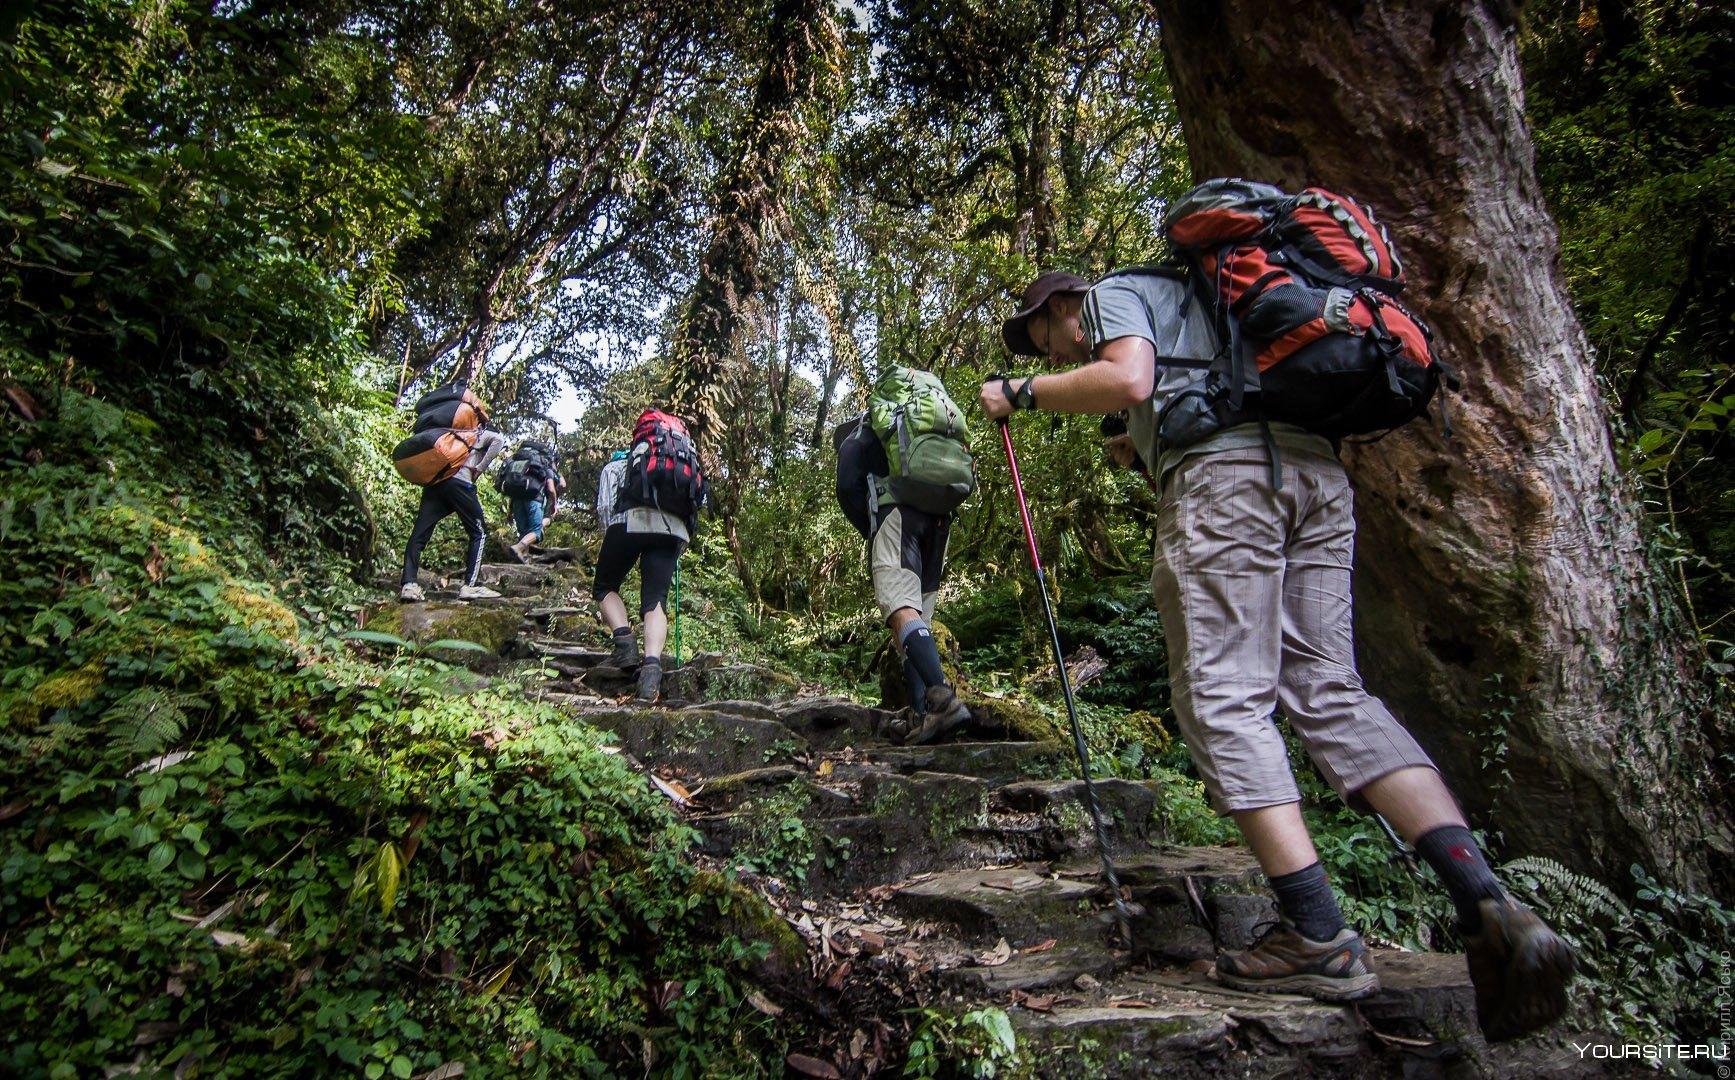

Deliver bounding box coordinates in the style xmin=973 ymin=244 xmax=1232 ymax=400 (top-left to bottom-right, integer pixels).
xmin=983 ymin=253 xmax=1574 ymax=1042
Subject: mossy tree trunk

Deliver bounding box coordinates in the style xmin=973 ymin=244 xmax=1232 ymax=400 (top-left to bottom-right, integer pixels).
xmin=1150 ymin=0 xmax=1731 ymax=893
xmin=664 ymin=0 xmax=841 ymax=446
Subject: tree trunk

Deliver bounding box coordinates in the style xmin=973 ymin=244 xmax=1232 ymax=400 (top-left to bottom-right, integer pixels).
xmin=665 ymin=0 xmax=838 ymax=445
xmin=1151 ymin=0 xmax=1731 ymax=893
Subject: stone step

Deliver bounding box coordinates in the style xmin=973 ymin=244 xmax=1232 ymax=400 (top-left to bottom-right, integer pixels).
xmin=822 ymin=740 xmax=1068 ymax=785
xmin=889 ymin=864 xmax=1107 ymax=947
xmin=576 ymin=705 xmax=805 ymax=776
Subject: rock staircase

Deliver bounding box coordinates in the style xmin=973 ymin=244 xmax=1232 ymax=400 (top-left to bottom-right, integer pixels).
xmin=369 ymin=562 xmax=1611 ymax=1078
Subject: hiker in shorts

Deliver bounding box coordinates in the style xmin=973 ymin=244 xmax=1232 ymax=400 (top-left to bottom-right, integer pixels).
xmin=399 ymin=425 xmax=508 ymax=602
xmin=593 ymin=445 xmax=688 ymax=703
xmin=985 ymin=268 xmax=1574 ymax=1040
xmin=834 ymin=414 xmax=972 ymax=745
xmin=504 ymin=442 xmax=560 ymax=563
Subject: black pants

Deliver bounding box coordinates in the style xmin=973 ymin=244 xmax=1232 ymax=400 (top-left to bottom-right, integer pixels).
xmin=402 ymin=478 xmax=486 ymax=586
xmin=592 ymin=525 xmax=683 ymax=616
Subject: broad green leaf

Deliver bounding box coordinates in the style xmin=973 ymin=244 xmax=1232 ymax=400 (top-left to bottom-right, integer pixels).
xmin=345 ymin=630 xmax=411 ymax=649
xmin=423 ymin=639 xmax=491 ymax=653
xmin=477 ymin=960 xmax=515 ymax=999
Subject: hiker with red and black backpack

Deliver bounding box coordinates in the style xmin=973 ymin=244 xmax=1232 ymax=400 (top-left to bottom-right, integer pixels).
xmin=591 ymin=409 xmax=707 ymax=702
xmin=981 ymin=179 xmax=1574 ymax=1042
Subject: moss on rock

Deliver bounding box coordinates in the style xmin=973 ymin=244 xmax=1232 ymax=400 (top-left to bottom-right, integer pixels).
xmin=690 ymin=870 xmax=809 ymax=984
xmin=363 ymin=602 xmax=522 ymax=663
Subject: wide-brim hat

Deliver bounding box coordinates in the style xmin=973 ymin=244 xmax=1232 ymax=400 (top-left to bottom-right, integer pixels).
xmin=1001 ymin=270 xmax=1090 ymax=356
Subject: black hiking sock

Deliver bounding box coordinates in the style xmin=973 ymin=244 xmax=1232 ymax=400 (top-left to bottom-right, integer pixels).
xmin=1269 ymin=862 xmax=1348 ymax=943
xmin=613 ymin=626 xmax=635 ymax=643
xmin=1414 ymin=824 xmax=1504 ymax=933
xmin=898 ymin=622 xmax=947 ymax=690
xmin=642 ymin=655 xmax=661 ymax=668
xmin=902 ymin=655 xmax=929 ymax=714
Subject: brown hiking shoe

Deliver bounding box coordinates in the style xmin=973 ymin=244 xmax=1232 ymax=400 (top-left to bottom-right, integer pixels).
xmin=1215 ymin=922 xmax=1380 ymax=1002
xmin=1463 ymin=896 xmax=1576 ymax=1042
xmin=908 ymin=686 xmax=970 ymax=745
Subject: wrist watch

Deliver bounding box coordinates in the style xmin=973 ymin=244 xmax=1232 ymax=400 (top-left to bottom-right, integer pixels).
xmin=1001 ymin=376 xmax=1038 ymax=410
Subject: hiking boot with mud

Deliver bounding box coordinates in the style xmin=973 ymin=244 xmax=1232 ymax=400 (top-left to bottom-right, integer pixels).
xmin=1464 ymin=896 xmax=1577 ymax=1042
xmin=1215 ymin=921 xmax=1380 ymax=1003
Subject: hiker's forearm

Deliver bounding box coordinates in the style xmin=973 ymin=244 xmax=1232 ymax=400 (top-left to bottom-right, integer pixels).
xmin=1028 ymin=360 xmax=1147 ymax=413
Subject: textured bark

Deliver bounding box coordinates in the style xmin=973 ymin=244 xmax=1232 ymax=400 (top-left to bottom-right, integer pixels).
xmin=1152 ymin=0 xmax=1730 ymax=892
xmin=666 ymin=0 xmax=839 ymax=445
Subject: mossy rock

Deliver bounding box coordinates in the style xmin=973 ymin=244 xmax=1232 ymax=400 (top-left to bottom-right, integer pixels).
xmin=664 ymin=653 xmax=802 ymax=703
xmin=875 ymin=617 xmax=967 ymax=709
xmin=690 ymin=870 xmax=808 ymax=985
xmin=363 ymin=602 xmax=523 ymax=667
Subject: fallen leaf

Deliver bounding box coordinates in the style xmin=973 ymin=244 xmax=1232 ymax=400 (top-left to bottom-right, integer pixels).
xmin=849 ymin=1029 xmax=868 ymax=1060
xmin=649 ymin=773 xmax=690 ymax=807
xmin=128 ymin=751 xmax=192 ymax=776
xmin=2 ymin=383 xmax=41 ymax=421
xmin=823 ymin=959 xmax=852 ymax=990
xmin=746 ymin=990 xmax=783 ymax=1016
xmin=208 ymin=930 xmax=254 ymax=951
xmin=980 ymin=876 xmax=1020 ymax=891
xmin=1107 ymin=997 xmax=1156 ymax=1008
xmin=1073 ymin=973 xmax=1102 ymax=992
xmin=854 ymin=929 xmax=886 ymax=951
xmin=143 ymin=544 xmax=164 ymax=583
xmin=412 ymin=1065 xmax=466 ymax=1080
xmin=0 ymin=799 xmax=32 ymax=824
xmin=786 ymin=1053 xmax=841 ymax=1079
xmin=1010 ymin=990 xmax=1056 ymax=1012
xmin=1021 ymin=938 xmax=1057 ymax=954
xmin=975 ymin=938 xmax=1012 ymax=967
xmin=816 ymin=760 xmax=834 ymax=778
xmin=476 ymin=960 xmax=514 ymax=999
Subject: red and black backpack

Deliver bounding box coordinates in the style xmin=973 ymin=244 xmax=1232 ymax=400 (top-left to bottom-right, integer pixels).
xmin=617 ymin=409 xmax=708 ymax=525
xmin=1161 ymin=178 xmax=1456 ymax=439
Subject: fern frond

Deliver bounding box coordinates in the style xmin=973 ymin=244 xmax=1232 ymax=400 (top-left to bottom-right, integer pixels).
xmin=102 ymin=687 xmax=196 ymax=760
xmin=1502 ymin=856 xmax=1628 ymax=923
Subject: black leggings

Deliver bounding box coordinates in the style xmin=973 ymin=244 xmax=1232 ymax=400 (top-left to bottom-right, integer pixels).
xmin=592 ymin=525 xmax=683 ymax=616
xmin=402 ymin=478 xmax=486 ymax=586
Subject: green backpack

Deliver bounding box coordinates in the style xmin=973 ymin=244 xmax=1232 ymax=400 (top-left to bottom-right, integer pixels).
xmin=866 ymin=367 xmax=977 ymax=515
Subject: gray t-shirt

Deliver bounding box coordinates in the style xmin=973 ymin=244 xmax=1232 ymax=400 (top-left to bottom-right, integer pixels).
xmin=594 ymin=457 xmax=690 ymax=541
xmin=457 ymin=430 xmax=507 ymax=485
xmin=1080 ymin=270 xmax=1335 ymax=487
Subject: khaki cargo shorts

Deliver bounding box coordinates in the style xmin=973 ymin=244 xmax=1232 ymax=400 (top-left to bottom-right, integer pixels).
xmin=871 ymin=505 xmax=949 ymax=621
xmin=1152 ymin=447 xmax=1439 ymax=813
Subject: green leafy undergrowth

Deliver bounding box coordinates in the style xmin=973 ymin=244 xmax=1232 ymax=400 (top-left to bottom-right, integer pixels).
xmin=0 ymin=404 xmax=787 ymax=1076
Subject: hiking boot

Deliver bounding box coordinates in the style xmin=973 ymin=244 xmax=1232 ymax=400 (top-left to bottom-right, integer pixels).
xmin=1215 ymin=922 xmax=1380 ymax=1002
xmin=609 ymin=633 xmax=640 ymax=670
xmin=398 ymin=582 xmax=425 ymax=603
xmin=1463 ymin=896 xmax=1576 ymax=1042
xmin=880 ymin=708 xmax=919 ymax=745
xmin=457 ymin=584 xmax=502 ymax=601
xmin=506 ymin=540 xmax=530 ymax=564
xmin=908 ymin=686 xmax=970 ymax=746
xmin=634 ymin=660 xmax=662 ymax=703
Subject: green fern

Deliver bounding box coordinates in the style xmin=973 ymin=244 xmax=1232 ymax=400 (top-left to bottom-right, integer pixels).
xmin=102 ymin=687 xmax=202 ymax=761
xmin=1501 ymin=856 xmax=1628 ymax=923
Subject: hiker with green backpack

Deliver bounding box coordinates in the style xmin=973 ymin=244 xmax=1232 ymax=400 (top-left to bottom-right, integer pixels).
xmin=984 ymin=180 xmax=1575 ymax=1043
xmin=834 ymin=367 xmax=978 ymax=744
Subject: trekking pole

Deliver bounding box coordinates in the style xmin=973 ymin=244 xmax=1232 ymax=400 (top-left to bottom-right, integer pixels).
xmin=997 ymin=415 xmax=1133 ymax=949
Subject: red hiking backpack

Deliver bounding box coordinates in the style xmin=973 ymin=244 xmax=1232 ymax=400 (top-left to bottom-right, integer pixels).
xmin=1162 ymin=178 xmax=1455 ymax=438
xmin=617 ymin=409 xmax=708 ymax=525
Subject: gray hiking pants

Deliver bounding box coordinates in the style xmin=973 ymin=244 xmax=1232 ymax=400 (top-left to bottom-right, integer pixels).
xmin=1152 ymin=446 xmax=1438 ymax=813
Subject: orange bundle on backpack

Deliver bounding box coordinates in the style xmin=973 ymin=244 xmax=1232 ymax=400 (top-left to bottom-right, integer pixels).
xmin=392 ymin=427 xmax=477 ymax=485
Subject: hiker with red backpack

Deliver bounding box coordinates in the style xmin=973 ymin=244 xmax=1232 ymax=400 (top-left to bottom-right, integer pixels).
xmin=593 ymin=409 xmax=707 ymax=702
xmin=983 ymin=180 xmax=1574 ymax=1041
xmin=394 ymin=382 xmax=508 ymax=602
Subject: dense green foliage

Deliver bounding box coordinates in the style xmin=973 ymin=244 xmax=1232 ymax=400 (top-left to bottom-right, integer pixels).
xmin=4 ymin=0 xmax=1733 ymax=1072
